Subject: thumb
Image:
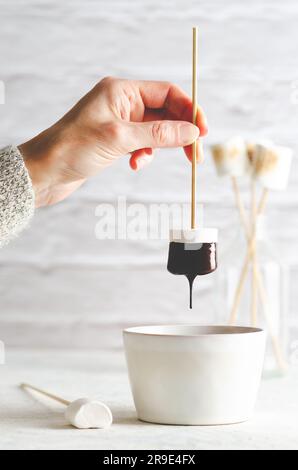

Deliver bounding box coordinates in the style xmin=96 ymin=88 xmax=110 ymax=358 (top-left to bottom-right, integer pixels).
xmin=127 ymin=120 xmax=200 ymax=150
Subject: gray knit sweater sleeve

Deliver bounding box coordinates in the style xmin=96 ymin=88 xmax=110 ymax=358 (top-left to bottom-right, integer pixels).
xmin=0 ymin=145 xmax=35 ymax=247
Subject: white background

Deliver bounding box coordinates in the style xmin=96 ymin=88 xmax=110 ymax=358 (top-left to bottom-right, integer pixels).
xmin=0 ymin=0 xmax=298 ymax=348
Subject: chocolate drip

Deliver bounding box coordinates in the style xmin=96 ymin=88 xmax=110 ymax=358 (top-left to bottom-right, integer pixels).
xmin=167 ymin=242 xmax=217 ymax=309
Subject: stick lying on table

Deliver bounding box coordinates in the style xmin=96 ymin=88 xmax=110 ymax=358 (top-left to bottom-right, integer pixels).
xmin=20 ymin=382 xmax=113 ymax=429
xmin=20 ymin=382 xmax=70 ymax=405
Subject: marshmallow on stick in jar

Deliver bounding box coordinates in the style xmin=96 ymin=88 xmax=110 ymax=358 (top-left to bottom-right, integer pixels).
xmin=211 ymin=137 xmax=252 ymax=236
xmin=211 ymin=136 xmax=250 ymax=178
xmin=250 ymin=143 xmax=293 ymax=191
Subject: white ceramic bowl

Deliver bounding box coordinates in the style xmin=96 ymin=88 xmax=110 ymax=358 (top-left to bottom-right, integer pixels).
xmin=123 ymin=325 xmax=266 ymax=425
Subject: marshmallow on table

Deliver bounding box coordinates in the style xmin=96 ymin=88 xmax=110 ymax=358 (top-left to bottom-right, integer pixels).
xmin=251 ymin=143 xmax=293 ymax=190
xmin=20 ymin=383 xmax=113 ymax=429
xmin=211 ymin=136 xmax=250 ymax=177
xmin=65 ymin=398 xmax=113 ymax=429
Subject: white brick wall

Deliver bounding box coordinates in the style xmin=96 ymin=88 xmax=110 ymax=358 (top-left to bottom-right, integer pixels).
xmin=0 ymin=0 xmax=298 ymax=348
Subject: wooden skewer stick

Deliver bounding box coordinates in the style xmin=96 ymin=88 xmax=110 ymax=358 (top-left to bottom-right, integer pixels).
xmin=258 ymin=188 xmax=269 ymax=214
xmin=20 ymin=383 xmax=113 ymax=429
xmin=20 ymin=382 xmax=70 ymax=406
xmin=231 ymin=176 xmax=250 ymax=238
xmin=252 ymin=264 xmax=288 ymax=371
xmin=228 ymin=250 xmax=250 ymax=325
xmin=229 ymin=186 xmax=286 ymax=370
xmin=229 ymin=188 xmax=268 ymax=325
xmin=191 ymin=26 xmax=198 ymax=229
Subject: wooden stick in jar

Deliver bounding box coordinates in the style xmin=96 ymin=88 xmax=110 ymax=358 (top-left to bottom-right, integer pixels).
xmin=250 ymin=179 xmax=258 ymax=327
xmin=229 ymin=188 xmax=268 ymax=325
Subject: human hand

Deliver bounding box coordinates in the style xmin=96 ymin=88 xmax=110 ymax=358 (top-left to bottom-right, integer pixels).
xmin=19 ymin=77 xmax=208 ymax=207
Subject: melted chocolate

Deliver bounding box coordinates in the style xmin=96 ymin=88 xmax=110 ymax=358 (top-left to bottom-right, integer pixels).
xmin=167 ymin=241 xmax=217 ymax=309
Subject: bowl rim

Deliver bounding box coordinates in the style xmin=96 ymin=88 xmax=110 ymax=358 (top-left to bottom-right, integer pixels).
xmin=123 ymin=324 xmax=264 ymax=338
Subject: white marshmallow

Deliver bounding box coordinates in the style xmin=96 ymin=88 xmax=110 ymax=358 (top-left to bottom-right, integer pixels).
xmin=251 ymin=143 xmax=293 ymax=190
xmin=64 ymin=398 xmax=113 ymax=429
xmin=169 ymin=228 xmax=218 ymax=243
xmin=246 ymin=140 xmax=271 ymax=163
xmin=211 ymin=136 xmax=250 ymax=177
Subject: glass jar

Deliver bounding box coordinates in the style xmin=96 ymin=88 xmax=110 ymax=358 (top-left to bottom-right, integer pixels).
xmin=216 ymin=215 xmax=289 ymax=377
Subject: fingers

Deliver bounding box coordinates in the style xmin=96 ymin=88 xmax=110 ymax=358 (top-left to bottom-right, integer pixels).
xmin=127 ymin=119 xmax=202 ymax=171
xmin=194 ymin=105 xmax=208 ymax=137
xmin=135 ymin=80 xmax=208 ymax=136
xmin=195 ymin=106 xmax=208 ymax=136
xmin=126 ymin=119 xmax=200 ymax=171
xmin=97 ymin=78 xmax=207 ymax=170
xmin=98 ymin=77 xmax=208 ymax=135
xmin=129 ymin=138 xmax=204 ymax=171
xmin=184 ymin=140 xmax=204 ymax=163
xmin=127 ymin=120 xmax=200 ymax=151
xmin=129 ymin=148 xmax=154 ymax=171
xmin=129 ymin=140 xmax=204 ymax=172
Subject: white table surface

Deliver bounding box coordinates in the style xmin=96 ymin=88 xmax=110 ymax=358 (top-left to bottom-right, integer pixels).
xmin=0 ymin=348 xmax=297 ymax=450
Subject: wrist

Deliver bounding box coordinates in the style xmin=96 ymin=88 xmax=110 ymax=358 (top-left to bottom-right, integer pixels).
xmin=19 ymin=127 xmax=61 ymax=207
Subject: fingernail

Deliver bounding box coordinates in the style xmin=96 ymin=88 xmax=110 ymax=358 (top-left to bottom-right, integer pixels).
xmin=180 ymin=124 xmax=200 ymax=145
xmin=136 ymin=156 xmax=152 ymax=170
